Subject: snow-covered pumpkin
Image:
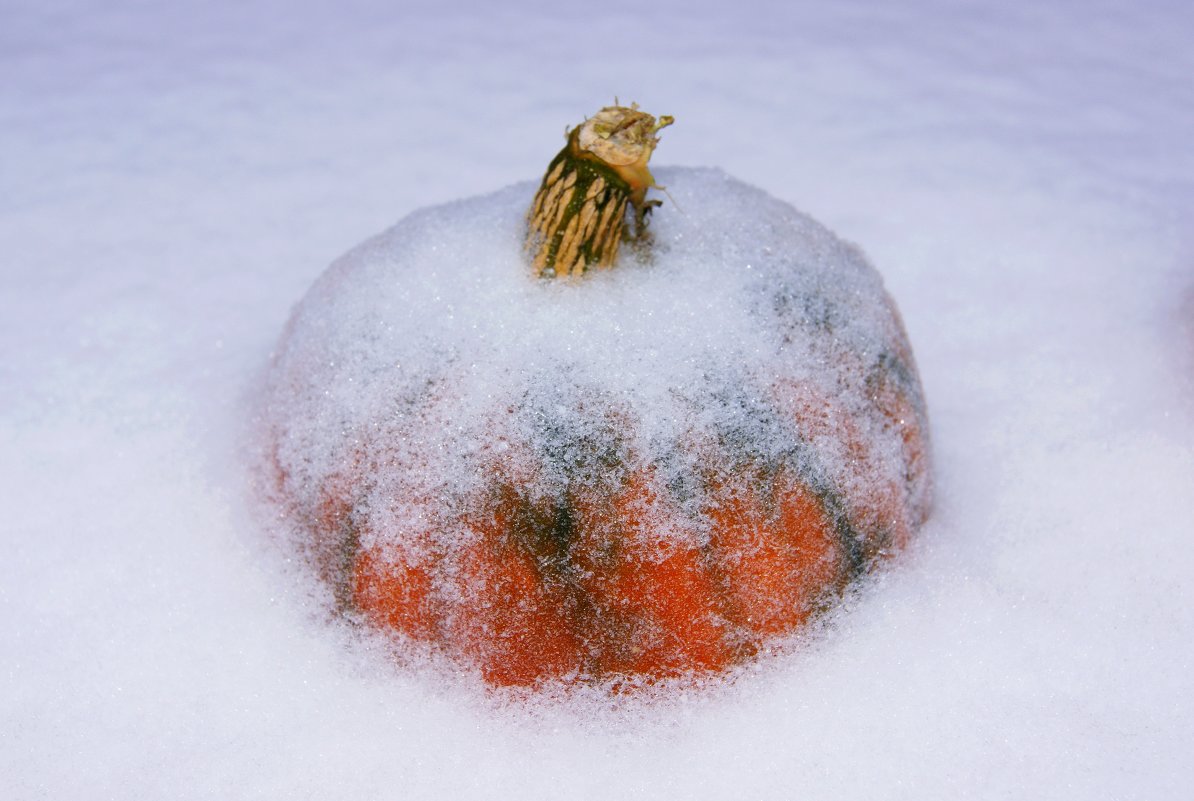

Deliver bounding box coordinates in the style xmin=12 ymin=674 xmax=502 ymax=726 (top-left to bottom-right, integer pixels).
xmin=262 ymin=104 xmax=931 ymax=689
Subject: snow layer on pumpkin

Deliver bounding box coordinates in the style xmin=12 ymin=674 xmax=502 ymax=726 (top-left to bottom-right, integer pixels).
xmin=263 ymin=167 xmax=927 ymax=607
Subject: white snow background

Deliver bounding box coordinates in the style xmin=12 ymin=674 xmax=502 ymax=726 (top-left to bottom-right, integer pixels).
xmin=3 ymin=0 xmax=1193 ymax=798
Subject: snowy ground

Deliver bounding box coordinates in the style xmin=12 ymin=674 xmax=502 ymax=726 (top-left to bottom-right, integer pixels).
xmin=3 ymin=0 xmax=1193 ymax=798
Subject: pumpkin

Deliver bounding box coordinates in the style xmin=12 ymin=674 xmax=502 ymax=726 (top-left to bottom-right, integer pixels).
xmin=262 ymin=104 xmax=931 ymax=689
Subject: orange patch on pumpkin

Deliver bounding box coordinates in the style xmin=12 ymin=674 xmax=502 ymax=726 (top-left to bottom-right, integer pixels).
xmin=445 ymin=501 xmax=586 ymax=687
xmin=573 ymin=473 xmax=736 ymax=679
xmin=352 ymin=546 xmax=439 ymax=639
xmin=707 ymin=469 xmax=843 ymax=640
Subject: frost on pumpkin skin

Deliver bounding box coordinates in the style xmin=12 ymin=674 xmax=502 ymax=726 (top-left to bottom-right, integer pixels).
xmin=261 ymin=167 xmax=931 ymax=689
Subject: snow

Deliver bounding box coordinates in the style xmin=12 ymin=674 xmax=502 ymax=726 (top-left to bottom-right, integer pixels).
xmin=3 ymin=0 xmax=1193 ymax=798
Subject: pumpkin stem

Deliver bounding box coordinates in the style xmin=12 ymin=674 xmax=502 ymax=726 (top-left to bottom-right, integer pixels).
xmin=525 ymin=103 xmax=672 ymax=278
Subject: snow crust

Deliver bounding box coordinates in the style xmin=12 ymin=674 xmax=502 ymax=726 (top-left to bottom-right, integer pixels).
xmin=4 ymin=0 xmax=1194 ymax=798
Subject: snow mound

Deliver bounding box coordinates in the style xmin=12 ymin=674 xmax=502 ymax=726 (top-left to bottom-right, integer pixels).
xmin=260 ymin=167 xmax=931 ymax=688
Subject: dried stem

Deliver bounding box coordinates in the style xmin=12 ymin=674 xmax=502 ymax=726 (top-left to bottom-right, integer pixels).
xmin=525 ymin=104 xmax=673 ymax=278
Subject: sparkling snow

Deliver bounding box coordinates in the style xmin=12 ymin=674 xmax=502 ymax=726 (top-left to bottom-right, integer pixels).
xmin=3 ymin=0 xmax=1192 ymax=798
